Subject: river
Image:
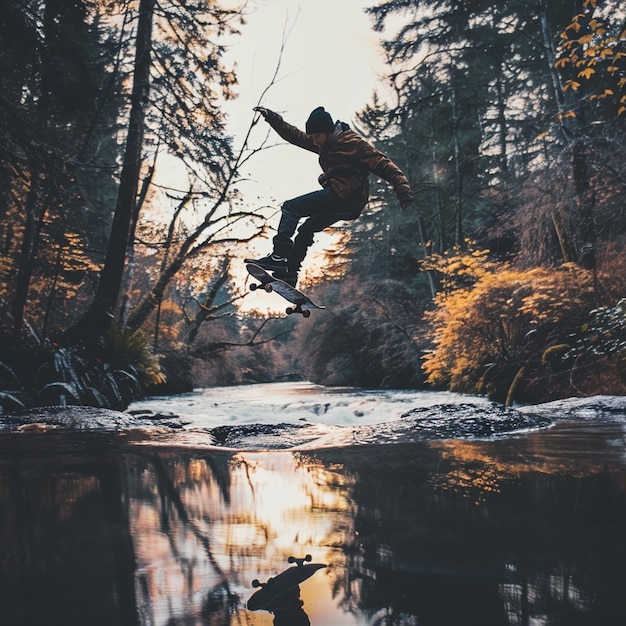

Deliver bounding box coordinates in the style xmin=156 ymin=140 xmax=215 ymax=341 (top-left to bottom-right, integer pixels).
xmin=1 ymin=383 xmax=626 ymax=625
xmin=128 ymin=382 xmax=493 ymax=428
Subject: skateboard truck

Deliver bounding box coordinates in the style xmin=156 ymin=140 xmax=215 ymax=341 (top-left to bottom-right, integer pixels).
xmin=251 ymin=554 xmax=312 ymax=589
xmin=249 ymin=280 xmax=275 ymax=294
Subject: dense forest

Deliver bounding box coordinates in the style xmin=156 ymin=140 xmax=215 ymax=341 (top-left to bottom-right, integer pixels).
xmin=1 ymin=0 xmax=625 ymax=412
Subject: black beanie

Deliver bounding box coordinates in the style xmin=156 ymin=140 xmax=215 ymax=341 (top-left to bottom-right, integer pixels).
xmin=305 ymin=106 xmax=334 ymax=134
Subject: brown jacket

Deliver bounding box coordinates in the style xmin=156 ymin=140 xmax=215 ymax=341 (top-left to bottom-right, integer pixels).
xmin=264 ymin=110 xmax=413 ymax=212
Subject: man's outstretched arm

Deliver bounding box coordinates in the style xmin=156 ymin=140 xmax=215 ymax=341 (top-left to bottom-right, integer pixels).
xmin=253 ymin=107 xmax=318 ymax=153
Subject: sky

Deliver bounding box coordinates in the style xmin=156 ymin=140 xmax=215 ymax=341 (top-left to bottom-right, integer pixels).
xmin=214 ymin=0 xmax=394 ymax=304
xmin=224 ymin=0 xmax=390 ymax=208
xmin=154 ymin=1 xmax=395 ymax=311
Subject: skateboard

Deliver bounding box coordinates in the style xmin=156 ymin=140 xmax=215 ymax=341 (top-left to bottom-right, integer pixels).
xmin=246 ymin=263 xmax=326 ymax=318
xmin=247 ymin=554 xmax=327 ymax=612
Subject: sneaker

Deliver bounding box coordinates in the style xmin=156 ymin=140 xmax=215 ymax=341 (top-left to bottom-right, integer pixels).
xmin=245 ymin=253 xmax=288 ymax=272
xmin=273 ymin=270 xmax=298 ymax=288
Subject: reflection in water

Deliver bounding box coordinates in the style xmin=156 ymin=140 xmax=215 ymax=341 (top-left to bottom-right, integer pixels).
xmin=2 ymin=420 xmax=626 ymax=625
xmin=247 ymin=555 xmax=326 ymax=625
xmin=128 ymin=451 xmax=351 ymax=625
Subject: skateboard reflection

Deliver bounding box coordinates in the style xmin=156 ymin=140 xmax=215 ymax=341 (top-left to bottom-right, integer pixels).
xmin=247 ymin=555 xmax=326 ymax=625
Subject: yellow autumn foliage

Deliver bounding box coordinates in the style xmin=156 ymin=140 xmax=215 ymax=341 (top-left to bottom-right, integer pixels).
xmin=423 ymin=249 xmax=599 ymax=400
xmin=556 ymin=0 xmax=626 ymax=117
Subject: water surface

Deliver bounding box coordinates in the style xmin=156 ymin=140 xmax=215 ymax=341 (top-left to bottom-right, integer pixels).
xmin=2 ymin=387 xmax=626 ymax=625
xmin=128 ymin=382 xmax=491 ymax=428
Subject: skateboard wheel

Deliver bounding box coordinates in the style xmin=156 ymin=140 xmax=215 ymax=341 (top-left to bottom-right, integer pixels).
xmin=250 ymin=283 xmax=258 ymax=291
xmin=302 ymin=310 xmax=311 ymax=318
xmin=264 ymin=283 xmax=273 ymax=293
xmin=286 ymin=307 xmax=294 ymax=315
xmin=252 ymin=579 xmax=261 ymax=587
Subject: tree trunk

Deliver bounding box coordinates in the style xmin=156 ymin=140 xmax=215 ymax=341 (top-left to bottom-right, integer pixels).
xmin=71 ymin=0 xmax=155 ymax=339
xmin=551 ymin=209 xmax=575 ymax=263
xmin=537 ymin=0 xmax=567 ymax=133
xmin=495 ymin=73 xmax=508 ymax=174
xmin=117 ymin=159 xmax=157 ymax=327
xmin=398 ymin=108 xmax=438 ymax=297
xmin=126 ymin=253 xmax=187 ymax=333
xmin=186 ymin=259 xmax=230 ymax=345
xmin=537 ymin=0 xmax=595 ymax=268
xmin=11 ymin=170 xmax=45 ymax=336
xmin=451 ymin=87 xmax=464 ymax=247
xmin=10 ymin=0 xmax=60 ymax=337
xmin=571 ymin=140 xmax=596 ymax=269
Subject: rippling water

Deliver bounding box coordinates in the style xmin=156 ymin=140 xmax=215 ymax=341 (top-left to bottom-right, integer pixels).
xmin=2 ymin=386 xmax=626 ymax=625
xmin=128 ymin=382 xmax=490 ymax=428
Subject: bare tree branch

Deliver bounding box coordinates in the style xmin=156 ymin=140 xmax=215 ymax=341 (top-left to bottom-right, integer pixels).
xmin=189 ymin=317 xmax=292 ymax=357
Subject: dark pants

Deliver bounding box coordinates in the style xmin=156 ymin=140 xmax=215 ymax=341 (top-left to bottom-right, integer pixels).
xmin=272 ymin=188 xmax=360 ymax=273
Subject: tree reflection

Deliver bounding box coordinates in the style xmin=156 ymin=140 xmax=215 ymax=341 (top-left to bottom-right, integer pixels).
xmin=306 ymin=440 xmax=626 ymax=625
xmin=125 ymin=450 xmax=355 ymax=624
xmin=2 ymin=431 xmax=626 ymax=625
xmin=0 ymin=441 xmax=140 ymax=626
xmin=130 ymin=451 xmax=247 ymax=625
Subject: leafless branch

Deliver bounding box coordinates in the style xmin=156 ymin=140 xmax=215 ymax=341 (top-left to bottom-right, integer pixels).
xmin=190 ymin=317 xmax=292 ymax=357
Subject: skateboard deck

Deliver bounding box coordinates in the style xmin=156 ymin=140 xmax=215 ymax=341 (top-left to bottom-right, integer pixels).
xmin=247 ymin=555 xmax=326 ymax=611
xmin=246 ymin=263 xmax=325 ymax=317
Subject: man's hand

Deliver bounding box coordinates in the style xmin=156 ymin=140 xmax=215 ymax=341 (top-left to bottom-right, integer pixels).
xmin=399 ymin=194 xmax=414 ymax=210
xmin=253 ymin=106 xmax=270 ymax=119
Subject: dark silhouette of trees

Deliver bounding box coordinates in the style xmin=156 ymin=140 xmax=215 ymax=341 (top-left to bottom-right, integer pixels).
xmin=76 ymin=0 xmax=157 ymax=337
xmin=0 ymin=0 xmax=269 ymax=408
xmin=1 ymin=0 xmax=121 ymax=337
xmin=69 ymin=0 xmax=247 ymax=340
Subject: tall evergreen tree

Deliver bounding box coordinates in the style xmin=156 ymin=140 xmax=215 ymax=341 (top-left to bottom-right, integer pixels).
xmin=0 ymin=0 xmax=121 ymax=337
xmin=71 ymin=0 xmax=245 ymax=341
xmin=74 ymin=0 xmax=157 ymax=337
xmin=363 ymin=0 xmax=601 ymax=268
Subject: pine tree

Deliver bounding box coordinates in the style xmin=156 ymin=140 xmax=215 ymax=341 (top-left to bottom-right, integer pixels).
xmin=0 ymin=0 xmax=121 ymax=337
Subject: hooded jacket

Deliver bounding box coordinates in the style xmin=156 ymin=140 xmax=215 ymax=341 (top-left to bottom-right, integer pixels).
xmin=263 ymin=110 xmax=413 ymax=212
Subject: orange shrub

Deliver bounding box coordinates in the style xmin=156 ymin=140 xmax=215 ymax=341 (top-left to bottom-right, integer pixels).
xmin=422 ymin=249 xmax=610 ymax=403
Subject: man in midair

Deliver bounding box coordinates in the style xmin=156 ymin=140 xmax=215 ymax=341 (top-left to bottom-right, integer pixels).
xmin=246 ymin=106 xmax=414 ymax=287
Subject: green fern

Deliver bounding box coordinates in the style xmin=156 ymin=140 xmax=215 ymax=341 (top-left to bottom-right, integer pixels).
xmin=0 ymin=322 xmax=165 ymax=412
